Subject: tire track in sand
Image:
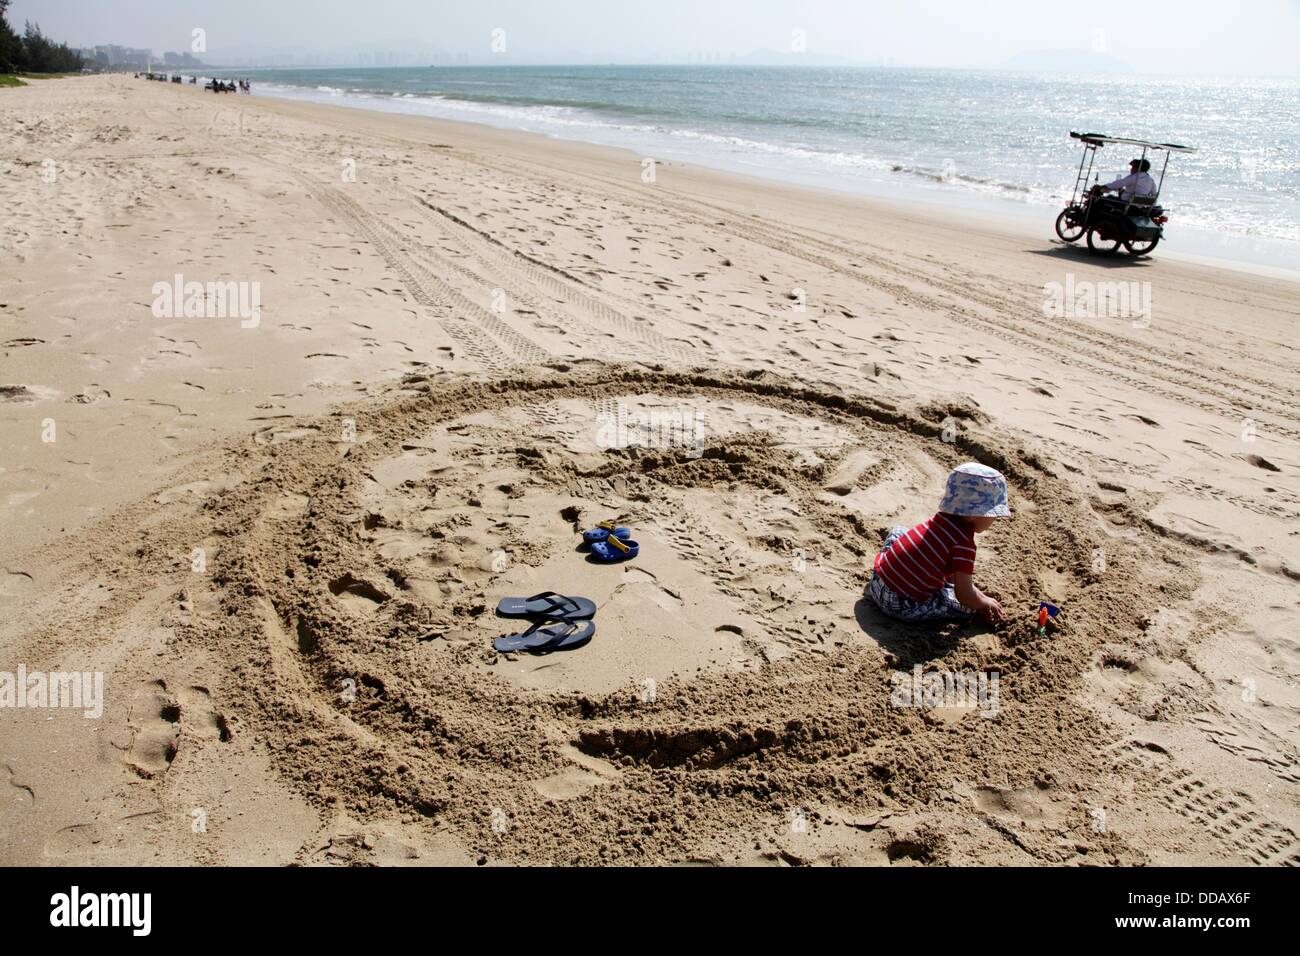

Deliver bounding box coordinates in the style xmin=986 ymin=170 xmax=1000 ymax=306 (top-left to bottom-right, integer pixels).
xmin=455 ymin=152 xmax=1300 ymax=439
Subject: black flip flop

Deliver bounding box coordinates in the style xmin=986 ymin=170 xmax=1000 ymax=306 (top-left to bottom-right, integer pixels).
xmin=494 ymin=618 xmax=595 ymax=653
xmin=495 ymin=591 xmax=596 ymax=621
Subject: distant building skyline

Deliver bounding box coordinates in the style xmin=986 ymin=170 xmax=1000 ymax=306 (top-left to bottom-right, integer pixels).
xmin=74 ymin=44 xmax=204 ymax=71
xmin=14 ymin=0 xmax=1299 ymax=77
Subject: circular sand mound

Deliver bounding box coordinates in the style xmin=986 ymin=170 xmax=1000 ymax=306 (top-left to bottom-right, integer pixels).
xmin=350 ymin=391 xmax=939 ymax=693
xmin=188 ymin=363 xmax=1184 ymax=864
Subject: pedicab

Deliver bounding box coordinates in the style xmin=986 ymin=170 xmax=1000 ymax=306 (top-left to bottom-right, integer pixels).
xmin=1054 ymin=131 xmax=1196 ymax=257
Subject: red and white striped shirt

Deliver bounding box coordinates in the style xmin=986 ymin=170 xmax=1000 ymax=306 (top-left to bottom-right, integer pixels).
xmin=873 ymin=513 xmax=977 ymax=600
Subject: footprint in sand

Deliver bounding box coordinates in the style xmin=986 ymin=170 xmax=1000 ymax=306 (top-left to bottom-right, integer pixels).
xmin=822 ymin=447 xmax=882 ymax=497
xmin=123 ymin=680 xmax=233 ymax=781
xmin=153 ymin=474 xmax=243 ymax=504
xmin=0 ymin=569 xmax=35 ymax=598
xmin=43 ymin=811 xmax=165 ymax=860
xmin=124 ymin=680 xmax=181 ymax=779
xmin=610 ymin=565 xmax=683 ymax=611
xmin=0 ymin=384 xmax=59 ymax=403
xmin=253 ymin=425 xmax=321 ymax=445
xmin=4 ymin=763 xmax=35 ymax=805
xmin=329 ymin=574 xmax=390 ymax=613
xmin=973 ymin=784 xmax=1069 ymax=828
xmin=0 ymin=385 xmax=37 ymax=403
xmin=1125 ymin=414 xmax=1160 ymax=427
xmin=175 ymin=685 xmax=233 ymax=743
xmin=1238 ymin=453 xmax=1281 ymax=473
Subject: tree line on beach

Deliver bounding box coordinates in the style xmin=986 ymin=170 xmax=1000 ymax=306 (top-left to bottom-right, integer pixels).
xmin=0 ymin=0 xmax=84 ymax=74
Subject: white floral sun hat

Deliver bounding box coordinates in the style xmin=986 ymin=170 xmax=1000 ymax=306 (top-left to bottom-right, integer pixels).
xmin=938 ymin=462 xmax=1011 ymax=518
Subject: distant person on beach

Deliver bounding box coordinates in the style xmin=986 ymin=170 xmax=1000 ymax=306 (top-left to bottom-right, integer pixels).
xmin=1096 ymin=158 xmax=1157 ymax=202
xmin=866 ymin=463 xmax=1009 ymax=624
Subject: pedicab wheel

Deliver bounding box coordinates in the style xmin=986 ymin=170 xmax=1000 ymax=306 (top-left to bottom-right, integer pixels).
xmin=1086 ymin=227 xmax=1122 ymax=255
xmin=1124 ymin=235 xmax=1160 ymax=257
xmin=1055 ymin=208 xmax=1084 ymax=242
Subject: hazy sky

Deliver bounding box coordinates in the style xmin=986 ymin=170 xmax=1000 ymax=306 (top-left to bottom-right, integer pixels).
xmin=11 ymin=0 xmax=1300 ymax=75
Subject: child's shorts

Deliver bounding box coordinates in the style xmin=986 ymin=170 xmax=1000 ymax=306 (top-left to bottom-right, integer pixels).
xmin=867 ymin=526 xmax=974 ymax=623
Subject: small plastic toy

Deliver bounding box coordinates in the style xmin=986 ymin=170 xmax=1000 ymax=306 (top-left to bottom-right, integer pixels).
xmin=1037 ymin=601 xmax=1060 ymax=636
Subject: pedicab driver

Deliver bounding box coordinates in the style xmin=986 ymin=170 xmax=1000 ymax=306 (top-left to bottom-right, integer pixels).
xmin=1093 ymin=158 xmax=1157 ymax=202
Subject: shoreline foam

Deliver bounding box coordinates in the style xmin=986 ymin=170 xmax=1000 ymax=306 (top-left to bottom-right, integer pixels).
xmin=239 ymin=66 xmax=1300 ymax=277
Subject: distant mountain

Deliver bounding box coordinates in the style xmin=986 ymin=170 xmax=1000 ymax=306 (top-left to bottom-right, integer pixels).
xmin=1000 ymin=47 xmax=1136 ymax=73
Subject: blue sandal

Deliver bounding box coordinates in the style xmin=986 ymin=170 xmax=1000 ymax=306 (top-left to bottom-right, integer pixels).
xmin=582 ymin=523 xmax=633 ymax=544
xmin=590 ymin=536 xmax=639 ymax=562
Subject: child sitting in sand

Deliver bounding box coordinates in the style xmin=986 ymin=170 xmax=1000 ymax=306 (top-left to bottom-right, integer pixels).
xmin=867 ymin=462 xmax=1008 ymax=624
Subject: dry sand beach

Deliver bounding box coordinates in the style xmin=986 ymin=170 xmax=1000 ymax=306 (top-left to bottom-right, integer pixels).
xmin=1 ymin=74 xmax=1297 ymax=866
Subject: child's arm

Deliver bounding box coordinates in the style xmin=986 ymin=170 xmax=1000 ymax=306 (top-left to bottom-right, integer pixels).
xmin=953 ymin=573 xmax=1004 ymax=623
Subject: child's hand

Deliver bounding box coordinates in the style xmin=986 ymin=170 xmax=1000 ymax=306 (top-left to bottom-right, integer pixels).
xmin=978 ymin=595 xmax=1004 ymax=624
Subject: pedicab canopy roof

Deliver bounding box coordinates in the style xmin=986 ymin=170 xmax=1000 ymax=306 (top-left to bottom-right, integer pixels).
xmin=1070 ymin=131 xmax=1197 ymax=153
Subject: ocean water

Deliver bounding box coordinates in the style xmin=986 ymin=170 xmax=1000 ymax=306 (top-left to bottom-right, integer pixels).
xmin=229 ymin=65 xmax=1300 ymax=252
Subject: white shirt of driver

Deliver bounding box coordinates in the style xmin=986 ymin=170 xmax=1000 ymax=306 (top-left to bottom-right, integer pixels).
xmin=1103 ymin=171 xmax=1157 ymax=201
